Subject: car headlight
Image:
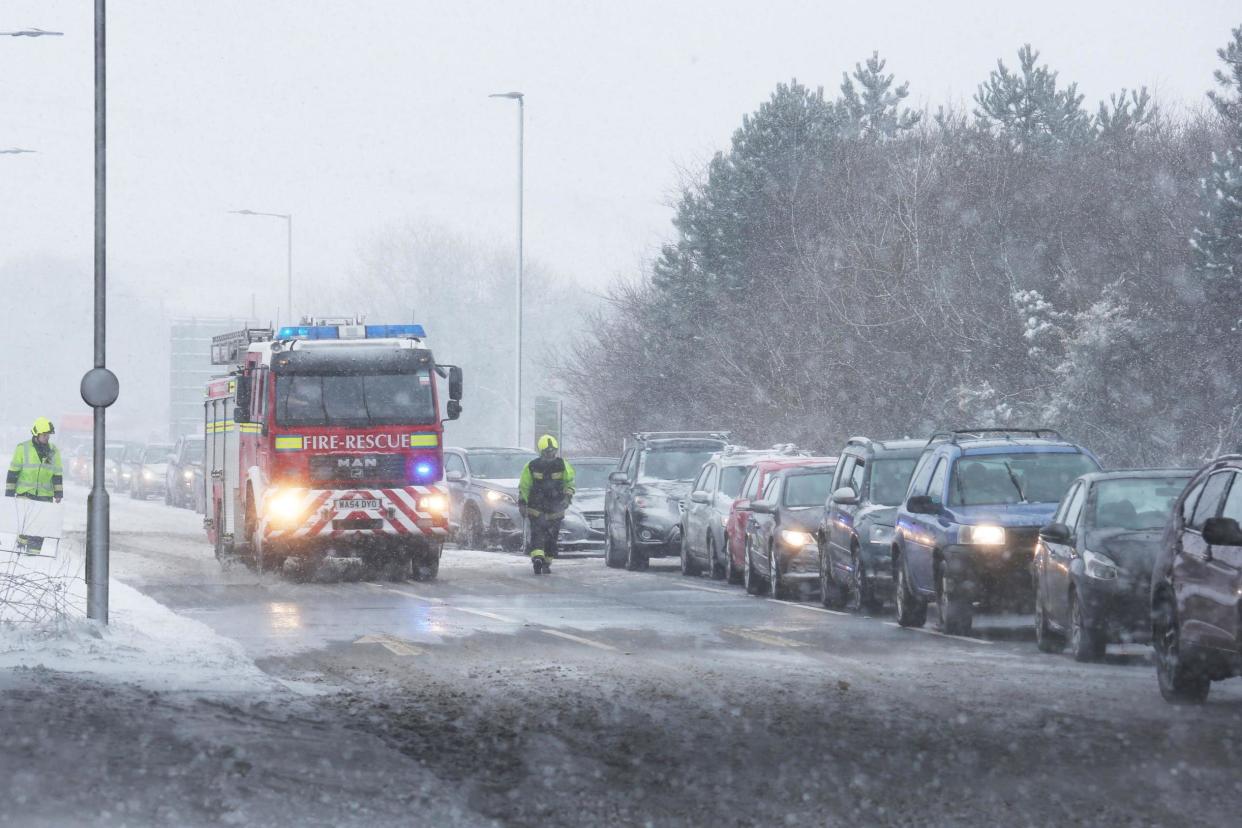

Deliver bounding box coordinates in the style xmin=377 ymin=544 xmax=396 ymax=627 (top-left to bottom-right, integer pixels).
xmin=122 ymin=470 xmax=132 ymax=479
xmin=869 ymin=524 xmax=894 ymax=545
xmin=780 ymin=529 xmax=815 ymax=548
xmin=419 ymin=494 xmax=448 ymax=513
xmin=1083 ymin=549 xmax=1119 ymax=580
xmin=183 ymin=470 xmax=194 ymax=481
xmin=265 ymin=489 xmax=305 ymax=524
xmin=485 ymin=489 xmax=515 ymax=505
xmin=143 ymin=470 xmax=154 ymax=480
xmin=960 ymin=524 xmax=1006 ymax=545
xmin=721 ymin=514 xmax=730 ymax=527
xmin=634 ymin=496 xmax=651 ymax=509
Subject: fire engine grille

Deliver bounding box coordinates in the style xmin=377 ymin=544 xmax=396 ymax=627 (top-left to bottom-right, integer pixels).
xmin=332 ymin=518 xmax=384 ymax=531
xmin=309 ymin=453 xmax=408 ymax=483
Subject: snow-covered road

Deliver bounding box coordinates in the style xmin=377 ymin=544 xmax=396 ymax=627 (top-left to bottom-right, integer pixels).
xmin=4 ymin=484 xmax=1242 ymax=826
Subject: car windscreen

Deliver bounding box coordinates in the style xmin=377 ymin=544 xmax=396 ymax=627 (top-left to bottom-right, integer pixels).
xmin=572 ymin=462 xmax=615 ymax=490
xmin=950 ymin=451 xmax=1099 ymax=506
xmin=870 ymin=457 xmax=919 ymax=506
xmin=469 ymin=452 xmax=536 ymax=480
xmin=639 ymin=449 xmax=717 ymax=483
xmin=1089 ymin=477 xmax=1191 ymax=531
xmin=123 ymin=444 xmax=144 ymax=462
xmin=143 ymin=446 xmax=172 ymax=463
xmin=720 ymin=465 xmax=750 ymax=498
xmin=275 ymin=370 xmax=436 ymax=427
xmin=105 ymin=444 xmax=125 ymax=461
xmin=184 ymin=441 xmax=204 ymax=463
xmin=783 ymin=471 xmax=836 ymax=507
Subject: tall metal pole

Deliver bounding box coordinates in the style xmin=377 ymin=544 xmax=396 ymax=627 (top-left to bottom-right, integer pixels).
xmin=515 ymin=96 xmax=524 ymax=449
xmin=286 ymin=214 xmax=294 ymax=324
xmin=87 ymin=0 xmax=110 ymax=624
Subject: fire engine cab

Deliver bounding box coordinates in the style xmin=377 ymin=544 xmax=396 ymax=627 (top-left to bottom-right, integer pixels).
xmin=204 ymin=318 xmax=463 ymax=580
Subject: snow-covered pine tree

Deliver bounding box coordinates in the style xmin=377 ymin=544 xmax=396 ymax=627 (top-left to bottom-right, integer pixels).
xmin=838 ymin=52 xmax=921 ymax=141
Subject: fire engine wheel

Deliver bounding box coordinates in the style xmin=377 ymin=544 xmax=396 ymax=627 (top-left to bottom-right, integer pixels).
xmin=412 ymin=543 xmax=442 ymax=582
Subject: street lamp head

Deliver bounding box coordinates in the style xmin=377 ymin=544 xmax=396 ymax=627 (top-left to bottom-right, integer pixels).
xmin=489 ymin=91 xmax=524 ymax=100
xmin=1 ymin=148 xmax=37 ymax=154
xmin=1 ymin=28 xmax=64 ymax=37
xmin=229 ymin=209 xmax=258 ymax=215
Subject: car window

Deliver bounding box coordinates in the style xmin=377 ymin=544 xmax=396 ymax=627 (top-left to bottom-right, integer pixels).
xmin=1088 ymin=476 xmax=1190 ymax=531
xmin=143 ymin=446 xmax=172 ymax=463
xmin=783 ymin=471 xmax=836 ymax=507
xmin=692 ymin=464 xmax=711 ymax=492
xmin=468 ymin=452 xmax=537 ymax=479
xmin=949 ymin=451 xmax=1099 ymax=507
xmin=572 ymin=462 xmax=616 ymax=490
xmin=1180 ymin=477 xmax=1205 ymax=525
xmin=1218 ymin=474 xmax=1242 ymax=525
xmin=741 ymin=468 xmax=761 ymax=499
xmin=1052 ymin=482 xmax=1079 ymax=524
xmin=1190 ymin=471 xmax=1232 ymax=530
xmin=444 ymin=453 xmax=466 ymax=477
xmin=639 ymin=448 xmax=718 ymax=482
xmin=761 ymin=474 xmax=781 ymax=503
xmin=625 ymin=449 xmax=640 ymax=479
xmin=869 ymin=457 xmax=920 ymax=506
xmin=848 ymin=458 xmax=865 ymax=495
xmin=907 ymin=453 xmax=936 ymax=497
xmin=927 ymin=459 xmax=948 ymax=505
xmin=1063 ymin=483 xmax=1088 ymax=531
xmin=834 ymin=456 xmax=856 ymax=491
xmin=720 ymin=465 xmax=749 ymax=498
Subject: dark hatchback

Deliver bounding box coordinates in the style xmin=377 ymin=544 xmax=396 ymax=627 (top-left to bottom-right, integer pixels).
xmin=1152 ymin=455 xmax=1242 ymax=703
xmin=1034 ymin=469 xmax=1191 ymax=660
xmin=744 ymin=462 xmax=838 ymax=599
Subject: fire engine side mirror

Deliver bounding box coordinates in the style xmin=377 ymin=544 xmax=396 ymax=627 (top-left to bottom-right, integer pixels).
xmin=448 ymin=366 xmax=463 ymax=401
xmin=446 ymin=399 xmax=462 ymax=421
xmin=233 ymin=405 xmax=248 ymax=425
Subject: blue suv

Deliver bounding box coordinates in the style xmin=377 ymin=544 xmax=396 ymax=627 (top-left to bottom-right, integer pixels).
xmin=892 ymin=429 xmax=1101 ymax=635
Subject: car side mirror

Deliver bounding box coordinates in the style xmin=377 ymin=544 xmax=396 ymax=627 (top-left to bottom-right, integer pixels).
xmin=1039 ymin=522 xmax=1072 ymax=544
xmin=750 ymin=500 xmax=775 ymax=515
xmin=906 ymin=494 xmax=938 ymax=515
xmin=690 ymin=490 xmax=710 ymax=505
xmin=831 ymin=486 xmax=859 ymax=505
xmin=609 ymin=472 xmax=630 ymax=485
xmin=446 ymin=399 xmax=462 ymax=421
xmin=445 ymin=469 xmax=465 ymax=483
xmin=1202 ymin=516 xmax=1242 ymax=546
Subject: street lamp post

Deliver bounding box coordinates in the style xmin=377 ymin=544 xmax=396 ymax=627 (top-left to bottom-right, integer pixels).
xmin=229 ymin=209 xmax=293 ymax=323
xmin=489 ymin=91 xmax=524 ymax=448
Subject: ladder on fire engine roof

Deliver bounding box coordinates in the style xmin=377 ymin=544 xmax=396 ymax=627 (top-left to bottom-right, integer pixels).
xmin=211 ymin=328 xmax=274 ymax=366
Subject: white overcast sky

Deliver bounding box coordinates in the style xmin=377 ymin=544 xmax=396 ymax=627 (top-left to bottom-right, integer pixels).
xmin=1 ymin=0 xmax=1239 ymax=320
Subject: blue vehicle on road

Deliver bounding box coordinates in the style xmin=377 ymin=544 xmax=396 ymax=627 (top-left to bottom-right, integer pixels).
xmin=892 ymin=429 xmax=1101 ymax=635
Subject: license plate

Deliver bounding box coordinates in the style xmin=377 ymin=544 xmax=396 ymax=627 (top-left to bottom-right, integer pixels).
xmin=589 ymin=519 xmax=605 ymax=530
xmin=336 ymin=498 xmax=380 ymax=511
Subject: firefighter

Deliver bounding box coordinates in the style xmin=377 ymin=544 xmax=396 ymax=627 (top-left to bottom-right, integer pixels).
xmin=5 ymin=417 xmax=64 ymax=553
xmin=518 ymin=434 xmax=575 ymax=575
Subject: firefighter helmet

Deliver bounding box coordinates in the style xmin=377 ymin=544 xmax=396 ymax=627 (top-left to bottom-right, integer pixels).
xmin=537 ymin=434 xmax=559 ymax=452
xmin=31 ymin=417 xmax=55 ymax=437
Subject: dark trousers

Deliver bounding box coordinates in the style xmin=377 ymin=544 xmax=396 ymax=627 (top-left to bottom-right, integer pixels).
xmin=526 ymin=514 xmax=561 ymax=558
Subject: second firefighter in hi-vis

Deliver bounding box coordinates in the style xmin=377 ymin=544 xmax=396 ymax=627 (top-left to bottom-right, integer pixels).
xmin=518 ymin=435 xmax=575 ymax=575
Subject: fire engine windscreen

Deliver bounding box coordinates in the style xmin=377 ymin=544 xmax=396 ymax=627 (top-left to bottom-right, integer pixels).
xmin=271 ymin=349 xmax=437 ymax=427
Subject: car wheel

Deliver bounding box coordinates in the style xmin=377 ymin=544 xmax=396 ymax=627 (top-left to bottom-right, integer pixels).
xmin=744 ymin=538 xmax=763 ymax=596
xmin=164 ymin=487 xmax=172 ymax=506
xmin=936 ymin=563 xmax=973 ymax=636
xmin=1154 ymin=597 xmax=1210 ymax=704
xmin=460 ymin=506 xmax=484 ymax=550
xmin=768 ymin=543 xmax=787 ymax=600
xmin=707 ymin=534 xmax=725 ymax=580
xmin=1069 ymin=590 xmax=1106 ymax=661
xmin=894 ymin=552 xmax=927 ymax=628
xmin=604 ymin=520 xmax=625 ymax=568
xmin=820 ymin=542 xmax=847 ymax=609
xmin=625 ymin=519 xmax=648 ymax=571
xmin=680 ymin=528 xmax=702 ymax=577
xmin=1034 ymin=580 xmax=1062 ymax=653
xmin=724 ymin=534 xmax=742 ymax=585
xmin=848 ymin=542 xmax=882 ymax=614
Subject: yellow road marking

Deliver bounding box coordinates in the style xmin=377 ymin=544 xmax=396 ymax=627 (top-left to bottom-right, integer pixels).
xmin=540 ymin=629 xmax=619 ymax=652
xmin=723 ymin=627 xmax=808 ymax=648
xmin=354 ymin=634 xmax=423 ymax=656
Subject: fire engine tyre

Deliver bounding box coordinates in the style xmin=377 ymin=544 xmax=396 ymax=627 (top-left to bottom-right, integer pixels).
xmin=894 ymin=553 xmax=928 ymax=628
xmin=936 ymin=565 xmax=973 ymax=637
xmin=624 ymin=519 xmax=648 ymax=572
xmin=412 ymin=543 xmax=442 ymax=582
xmin=604 ymin=522 xmax=625 ymax=568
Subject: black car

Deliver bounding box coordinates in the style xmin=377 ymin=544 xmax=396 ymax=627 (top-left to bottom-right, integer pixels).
xmin=1152 ymin=455 xmax=1242 ymax=703
xmin=743 ymin=461 xmax=838 ymax=599
xmin=1033 ymin=469 xmax=1191 ymax=660
xmin=604 ymin=432 xmax=729 ymax=570
xmin=819 ymin=437 xmax=923 ymax=612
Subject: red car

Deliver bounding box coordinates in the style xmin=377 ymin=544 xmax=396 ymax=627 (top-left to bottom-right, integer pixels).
xmin=724 ymin=456 xmax=838 ymax=584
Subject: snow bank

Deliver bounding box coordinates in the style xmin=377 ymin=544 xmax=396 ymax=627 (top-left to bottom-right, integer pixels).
xmin=1 ymin=544 xmax=277 ymax=695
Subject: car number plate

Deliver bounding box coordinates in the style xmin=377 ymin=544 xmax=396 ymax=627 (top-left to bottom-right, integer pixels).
xmin=336 ymin=498 xmax=380 ymax=511
xmin=589 ymin=519 xmax=605 ymax=530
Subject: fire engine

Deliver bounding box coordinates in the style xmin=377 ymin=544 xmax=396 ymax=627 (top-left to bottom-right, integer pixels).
xmin=203 ymin=318 xmax=463 ymax=580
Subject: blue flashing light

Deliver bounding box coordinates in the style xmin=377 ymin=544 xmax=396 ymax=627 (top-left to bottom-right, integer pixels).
xmin=366 ymin=324 xmax=426 ymax=339
xmin=415 ymin=461 xmax=434 ymax=479
xmin=277 ymin=325 xmax=341 ymax=340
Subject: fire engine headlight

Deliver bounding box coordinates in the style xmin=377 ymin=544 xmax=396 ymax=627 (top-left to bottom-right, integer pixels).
xmin=485 ymin=489 xmax=515 ymax=505
xmin=266 ymin=489 xmax=305 ymax=524
xmin=780 ymin=530 xmax=815 ymax=548
xmin=419 ymin=494 xmax=448 ymax=514
xmin=960 ymin=524 xmax=1006 ymax=545
xmin=183 ymin=470 xmax=194 ymax=481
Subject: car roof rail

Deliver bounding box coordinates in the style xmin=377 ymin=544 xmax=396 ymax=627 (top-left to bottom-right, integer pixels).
xmin=926 ymin=427 xmax=1064 ymax=447
xmin=844 ymin=436 xmax=874 ymax=450
xmin=721 ymin=444 xmax=751 ymax=456
xmin=632 ymin=431 xmax=731 ymax=442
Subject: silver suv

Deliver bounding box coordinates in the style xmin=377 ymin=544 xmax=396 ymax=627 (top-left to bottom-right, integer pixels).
xmin=444 ymin=447 xmax=537 ymax=550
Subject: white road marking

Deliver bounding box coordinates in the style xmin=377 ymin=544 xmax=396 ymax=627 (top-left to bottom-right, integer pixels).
xmin=770 ymin=599 xmax=848 ymax=617
xmin=674 ymin=582 xmax=736 ymax=595
xmin=723 ymin=627 xmax=808 ymax=648
xmin=354 ymin=634 xmax=423 ymax=656
xmin=452 ymin=606 xmax=520 ymax=623
xmin=540 ymin=629 xmax=620 ymax=652
xmin=883 ymin=622 xmax=993 ymax=645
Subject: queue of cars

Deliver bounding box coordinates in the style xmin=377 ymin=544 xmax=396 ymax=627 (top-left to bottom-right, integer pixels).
xmin=507 ymin=425 xmax=1237 ymax=705
xmin=66 ymin=434 xmax=206 ymax=512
